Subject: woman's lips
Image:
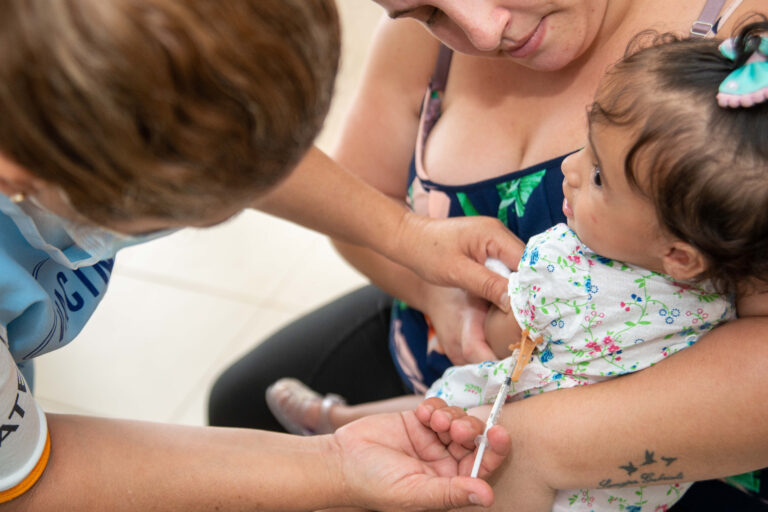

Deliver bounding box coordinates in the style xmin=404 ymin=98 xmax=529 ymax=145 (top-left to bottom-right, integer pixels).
xmin=504 ymin=18 xmax=545 ymax=58
xmin=563 ymin=197 xmax=573 ymax=218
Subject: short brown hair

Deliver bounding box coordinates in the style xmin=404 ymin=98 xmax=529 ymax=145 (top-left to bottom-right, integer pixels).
xmin=0 ymin=0 xmax=340 ymax=222
xmin=590 ymin=21 xmax=768 ymax=296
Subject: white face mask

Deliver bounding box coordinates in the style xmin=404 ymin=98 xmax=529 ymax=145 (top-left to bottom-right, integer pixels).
xmin=0 ymin=193 xmax=173 ymax=269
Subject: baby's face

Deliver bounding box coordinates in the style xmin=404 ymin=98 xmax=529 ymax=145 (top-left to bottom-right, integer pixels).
xmin=560 ymin=122 xmax=669 ymax=272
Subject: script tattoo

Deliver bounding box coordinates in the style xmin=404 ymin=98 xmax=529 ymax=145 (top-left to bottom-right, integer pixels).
xmin=597 ymin=449 xmax=683 ymax=490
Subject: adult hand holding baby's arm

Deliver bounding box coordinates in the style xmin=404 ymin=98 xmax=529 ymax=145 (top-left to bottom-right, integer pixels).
xmin=420 ymin=284 xmax=498 ymax=364
xmin=332 ymin=398 xmax=511 ymax=510
xmin=392 ymin=212 xmax=524 ymax=312
xmin=417 ymin=397 xmax=556 ymax=512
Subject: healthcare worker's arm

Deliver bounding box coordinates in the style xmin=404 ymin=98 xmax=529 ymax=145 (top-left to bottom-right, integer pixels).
xmin=254 ymin=146 xmax=523 ymax=312
xmin=3 ymin=405 xmax=510 ymax=510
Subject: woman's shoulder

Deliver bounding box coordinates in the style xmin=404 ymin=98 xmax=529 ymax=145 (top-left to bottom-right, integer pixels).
xmin=360 ymin=17 xmax=441 ymax=108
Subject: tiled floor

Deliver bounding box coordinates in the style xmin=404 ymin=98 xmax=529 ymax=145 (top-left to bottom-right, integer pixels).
xmin=33 ymin=1 xmax=385 ymax=426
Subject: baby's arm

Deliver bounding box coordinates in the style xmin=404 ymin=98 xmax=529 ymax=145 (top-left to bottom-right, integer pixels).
xmin=484 ymin=304 xmax=523 ymax=359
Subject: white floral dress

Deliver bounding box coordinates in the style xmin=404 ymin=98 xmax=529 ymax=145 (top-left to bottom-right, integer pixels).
xmin=426 ymin=223 xmax=736 ymax=512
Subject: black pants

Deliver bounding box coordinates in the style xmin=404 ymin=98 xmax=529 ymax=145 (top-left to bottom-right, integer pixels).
xmin=670 ymin=479 xmax=768 ymax=511
xmin=207 ymin=286 xmax=408 ymax=432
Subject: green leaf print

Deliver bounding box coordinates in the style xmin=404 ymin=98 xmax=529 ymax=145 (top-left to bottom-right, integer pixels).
xmin=496 ymin=170 xmax=546 ymax=225
xmin=456 ymin=192 xmax=481 ymax=217
xmin=725 ymin=471 xmax=762 ymax=493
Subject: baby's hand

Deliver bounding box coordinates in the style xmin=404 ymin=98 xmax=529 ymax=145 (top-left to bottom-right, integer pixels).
xmin=415 ymin=397 xmax=510 ymax=480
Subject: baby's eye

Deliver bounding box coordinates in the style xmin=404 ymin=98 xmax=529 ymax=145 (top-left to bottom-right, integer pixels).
xmin=592 ymin=166 xmax=602 ymax=187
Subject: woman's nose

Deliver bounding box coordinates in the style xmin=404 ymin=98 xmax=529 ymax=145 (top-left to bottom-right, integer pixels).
xmin=452 ymin=5 xmax=510 ymax=52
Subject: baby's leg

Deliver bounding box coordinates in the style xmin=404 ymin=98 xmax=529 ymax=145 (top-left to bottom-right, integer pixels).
xmin=331 ymin=395 xmax=425 ymax=427
xmin=267 ymin=379 xmax=424 ymax=434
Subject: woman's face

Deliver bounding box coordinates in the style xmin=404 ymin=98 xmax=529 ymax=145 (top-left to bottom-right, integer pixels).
xmin=373 ymin=0 xmax=613 ymax=70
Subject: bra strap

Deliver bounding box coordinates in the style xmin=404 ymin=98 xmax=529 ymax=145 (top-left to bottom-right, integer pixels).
xmin=429 ymin=45 xmax=454 ymax=92
xmin=691 ymin=0 xmax=727 ymax=37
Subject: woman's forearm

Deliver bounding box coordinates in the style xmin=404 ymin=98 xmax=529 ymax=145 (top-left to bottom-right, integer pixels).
xmin=494 ymin=316 xmax=768 ymax=497
xmin=333 ymin=238 xmax=432 ymax=311
xmin=255 ymin=146 xmax=408 ymax=258
xmin=10 ymin=414 xmax=344 ymax=511
xmin=254 ymin=146 xmax=523 ymax=311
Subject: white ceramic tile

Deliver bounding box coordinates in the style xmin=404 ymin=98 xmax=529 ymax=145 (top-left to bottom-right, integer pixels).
xmin=115 ymin=211 xmax=323 ymax=304
xmin=314 ymin=1 xmax=384 ymax=153
xmin=33 ymin=272 xmax=260 ymax=423
xmin=35 ymin=395 xmax=96 ymax=417
xmin=268 ymin=237 xmax=368 ymax=313
xmin=169 ymin=306 xmax=297 ymax=426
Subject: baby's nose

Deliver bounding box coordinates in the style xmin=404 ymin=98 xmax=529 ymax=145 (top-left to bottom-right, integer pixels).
xmin=561 ymin=153 xmax=581 ymax=188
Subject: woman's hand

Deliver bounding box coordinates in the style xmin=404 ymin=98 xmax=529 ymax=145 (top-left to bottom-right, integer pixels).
xmin=421 ymin=284 xmax=497 ymax=365
xmin=391 ymin=213 xmax=524 ymax=313
xmin=332 ymin=399 xmax=511 ymax=511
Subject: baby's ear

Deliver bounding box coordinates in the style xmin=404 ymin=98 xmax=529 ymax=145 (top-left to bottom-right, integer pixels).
xmin=661 ymin=241 xmax=707 ymax=281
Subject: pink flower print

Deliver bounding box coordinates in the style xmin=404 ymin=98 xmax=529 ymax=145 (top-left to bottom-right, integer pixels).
xmin=586 ymin=341 xmax=600 ymax=354
xmin=565 ymin=368 xmax=574 ymax=375
xmin=655 ymin=506 xmax=669 ymax=512
xmin=620 ymin=301 xmax=630 ymax=312
xmin=602 ymin=336 xmax=614 ymax=345
xmin=567 ymin=254 xmax=581 ymax=264
xmin=607 ymin=344 xmax=621 ymax=354
xmin=587 ymin=259 xmax=595 ymax=266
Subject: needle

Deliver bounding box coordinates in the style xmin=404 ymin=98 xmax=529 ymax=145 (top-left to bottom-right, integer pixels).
xmin=470 ymin=356 xmax=515 ymax=478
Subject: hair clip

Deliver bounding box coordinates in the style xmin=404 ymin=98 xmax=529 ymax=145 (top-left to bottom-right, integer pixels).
xmin=717 ymin=36 xmax=768 ymax=108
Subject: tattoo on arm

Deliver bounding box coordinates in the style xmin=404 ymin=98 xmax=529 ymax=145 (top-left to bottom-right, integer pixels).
xmin=598 ymin=450 xmax=683 ymax=489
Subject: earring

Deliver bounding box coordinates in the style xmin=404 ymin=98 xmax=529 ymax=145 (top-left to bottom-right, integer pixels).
xmin=9 ymin=192 xmax=26 ymax=203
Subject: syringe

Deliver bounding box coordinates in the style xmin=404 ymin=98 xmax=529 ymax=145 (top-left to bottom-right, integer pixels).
xmin=469 ymin=357 xmax=515 ymax=478
xmin=470 ymin=327 xmax=539 ymax=479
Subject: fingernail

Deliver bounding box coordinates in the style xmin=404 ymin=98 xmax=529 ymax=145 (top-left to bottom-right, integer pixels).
xmin=500 ymin=292 xmax=510 ymax=312
xmin=469 ymin=494 xmax=482 ymax=505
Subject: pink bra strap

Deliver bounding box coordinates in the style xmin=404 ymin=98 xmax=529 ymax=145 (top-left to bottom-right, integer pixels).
xmin=691 ymin=0 xmax=727 ymax=37
xmin=430 ymin=45 xmax=453 ymax=92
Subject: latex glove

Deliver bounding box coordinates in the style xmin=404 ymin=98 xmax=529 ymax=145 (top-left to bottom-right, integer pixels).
xmin=333 ymin=400 xmax=511 ymax=511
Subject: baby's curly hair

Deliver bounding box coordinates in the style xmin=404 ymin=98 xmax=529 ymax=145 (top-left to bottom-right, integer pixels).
xmin=589 ymin=19 xmax=768 ymax=296
xmin=0 ymin=0 xmax=340 ymax=223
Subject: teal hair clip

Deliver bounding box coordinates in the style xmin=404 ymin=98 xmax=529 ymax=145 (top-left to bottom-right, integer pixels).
xmin=717 ymin=36 xmax=768 ymax=108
